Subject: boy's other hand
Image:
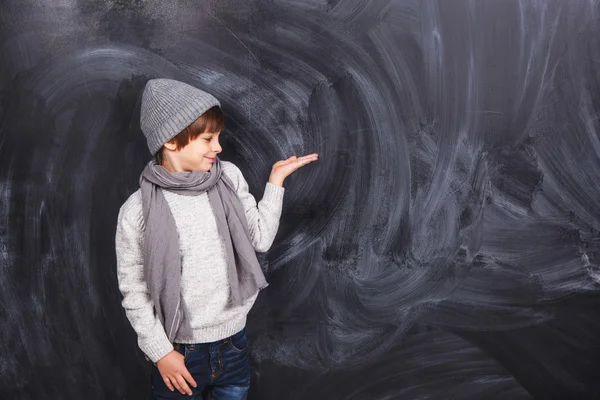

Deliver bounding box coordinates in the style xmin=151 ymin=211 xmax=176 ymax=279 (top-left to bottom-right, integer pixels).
xmin=156 ymin=350 xmax=197 ymax=395
xmin=269 ymin=153 xmax=319 ymax=187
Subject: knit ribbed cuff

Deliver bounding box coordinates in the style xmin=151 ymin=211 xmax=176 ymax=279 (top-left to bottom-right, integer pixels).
xmin=140 ymin=332 xmax=174 ymax=363
xmin=263 ymin=182 xmax=285 ymax=204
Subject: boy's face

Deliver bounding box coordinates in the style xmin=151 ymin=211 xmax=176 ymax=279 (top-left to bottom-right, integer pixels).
xmin=163 ymin=131 xmax=222 ymax=172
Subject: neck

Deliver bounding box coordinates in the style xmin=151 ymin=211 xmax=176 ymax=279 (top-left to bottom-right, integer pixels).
xmin=160 ymin=158 xmax=214 ymax=173
xmin=162 ymin=156 xmax=186 ymax=173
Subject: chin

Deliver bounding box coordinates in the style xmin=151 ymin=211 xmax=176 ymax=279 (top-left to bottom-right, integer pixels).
xmin=186 ymin=163 xmax=207 ymax=172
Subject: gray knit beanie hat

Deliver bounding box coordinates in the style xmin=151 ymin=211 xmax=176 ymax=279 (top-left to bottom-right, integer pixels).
xmin=140 ymin=78 xmax=221 ymax=155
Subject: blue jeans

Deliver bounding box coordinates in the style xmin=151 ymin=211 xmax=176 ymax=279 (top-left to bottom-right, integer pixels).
xmin=150 ymin=328 xmax=250 ymax=399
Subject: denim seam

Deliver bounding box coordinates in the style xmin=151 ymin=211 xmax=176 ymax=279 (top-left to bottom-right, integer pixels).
xmin=213 ymin=343 xmax=224 ymax=379
xmin=226 ymin=336 xmax=247 ymax=353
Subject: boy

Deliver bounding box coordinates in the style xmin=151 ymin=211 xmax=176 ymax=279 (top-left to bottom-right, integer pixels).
xmin=115 ymin=78 xmax=318 ymax=399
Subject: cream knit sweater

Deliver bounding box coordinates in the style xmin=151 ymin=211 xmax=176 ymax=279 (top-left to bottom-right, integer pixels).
xmin=115 ymin=161 xmax=284 ymax=362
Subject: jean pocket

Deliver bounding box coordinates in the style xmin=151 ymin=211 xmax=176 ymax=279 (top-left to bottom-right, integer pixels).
xmin=174 ymin=343 xmax=188 ymax=361
xmin=227 ymin=329 xmax=248 ymax=353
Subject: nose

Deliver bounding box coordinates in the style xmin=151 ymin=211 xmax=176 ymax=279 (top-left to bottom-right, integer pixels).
xmin=213 ymin=140 xmax=222 ymax=154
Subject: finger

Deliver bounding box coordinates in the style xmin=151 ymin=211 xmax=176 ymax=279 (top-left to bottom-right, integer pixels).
xmin=283 ymin=154 xmax=315 ymax=164
xmin=175 ymin=374 xmax=193 ymax=395
xmin=299 ymin=153 xmax=318 ymax=158
xmin=298 ymin=154 xmax=318 ymax=162
xmin=162 ymin=376 xmax=175 ymax=392
xmin=273 ymin=155 xmax=316 ymax=171
xmin=182 ymin=368 xmax=198 ymax=388
xmin=296 ymin=157 xmax=317 ymax=166
xmin=168 ymin=376 xmax=183 ymax=393
xmin=281 ymin=157 xmax=316 ymax=172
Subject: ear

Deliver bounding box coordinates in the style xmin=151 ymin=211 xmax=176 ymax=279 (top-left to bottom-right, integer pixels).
xmin=163 ymin=140 xmax=178 ymax=151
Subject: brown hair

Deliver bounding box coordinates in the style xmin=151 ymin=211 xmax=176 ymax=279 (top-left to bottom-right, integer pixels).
xmin=154 ymin=106 xmax=224 ymax=165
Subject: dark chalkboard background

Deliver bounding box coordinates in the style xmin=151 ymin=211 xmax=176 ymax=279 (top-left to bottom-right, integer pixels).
xmin=2 ymin=0 xmax=600 ymax=399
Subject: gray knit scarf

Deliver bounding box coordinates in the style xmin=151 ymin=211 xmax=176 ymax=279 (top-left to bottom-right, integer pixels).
xmin=139 ymin=157 xmax=268 ymax=342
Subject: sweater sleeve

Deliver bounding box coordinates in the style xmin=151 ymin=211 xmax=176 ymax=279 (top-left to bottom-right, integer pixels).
xmin=115 ymin=190 xmax=174 ymax=363
xmin=222 ymin=162 xmax=285 ymax=252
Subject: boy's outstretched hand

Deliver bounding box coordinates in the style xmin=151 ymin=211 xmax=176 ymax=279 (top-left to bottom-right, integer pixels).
xmin=269 ymin=153 xmax=319 ymax=187
xmin=156 ymin=350 xmax=197 ymax=395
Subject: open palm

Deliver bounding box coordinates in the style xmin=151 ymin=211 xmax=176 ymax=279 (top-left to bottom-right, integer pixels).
xmin=269 ymin=153 xmax=319 ymax=186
